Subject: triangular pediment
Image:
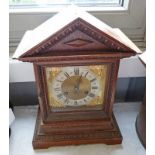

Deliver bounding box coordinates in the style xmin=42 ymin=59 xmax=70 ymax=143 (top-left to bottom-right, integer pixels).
xmin=13 ymin=6 xmax=142 ymax=61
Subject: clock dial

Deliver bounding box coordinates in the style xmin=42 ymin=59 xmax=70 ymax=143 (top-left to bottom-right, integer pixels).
xmin=51 ymin=67 xmax=100 ymax=106
xmin=46 ymin=65 xmax=108 ymax=110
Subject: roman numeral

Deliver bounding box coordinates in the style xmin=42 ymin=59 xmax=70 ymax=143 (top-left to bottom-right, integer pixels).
xmin=92 ymin=86 xmax=98 ymax=89
xmin=90 ymin=78 xmax=96 ymax=83
xmin=74 ymin=67 xmax=79 ymax=75
xmin=57 ymin=93 xmax=63 ymax=99
xmin=88 ymin=93 xmax=95 ymax=98
xmin=54 ymin=87 xmax=61 ymax=91
xmin=84 ymin=71 xmax=88 ymax=77
xmin=64 ymin=98 xmax=69 ymax=104
xmin=74 ymin=101 xmax=78 ymax=105
xmin=64 ymin=72 xmax=70 ymax=79
xmin=84 ymin=99 xmax=87 ymax=103
xmin=56 ymin=79 xmax=63 ymax=82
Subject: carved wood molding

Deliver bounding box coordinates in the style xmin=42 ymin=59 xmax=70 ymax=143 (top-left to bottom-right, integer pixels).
xmin=20 ymin=18 xmax=134 ymax=59
xmin=35 ymin=131 xmax=121 ymax=141
xmin=64 ymin=38 xmax=93 ymax=47
xmin=19 ymin=52 xmax=135 ymax=62
xmin=32 ymin=108 xmax=122 ymax=148
xmin=36 ymin=118 xmax=121 ymax=141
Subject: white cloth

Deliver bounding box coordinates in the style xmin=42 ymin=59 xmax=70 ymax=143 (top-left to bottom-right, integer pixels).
xmin=9 ymin=108 xmax=15 ymax=126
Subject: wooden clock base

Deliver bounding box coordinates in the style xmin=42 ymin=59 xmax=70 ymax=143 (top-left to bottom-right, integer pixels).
xmin=32 ymin=107 xmax=122 ymax=149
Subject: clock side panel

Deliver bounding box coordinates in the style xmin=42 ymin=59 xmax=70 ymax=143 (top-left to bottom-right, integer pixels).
xmin=33 ymin=64 xmax=50 ymax=121
xmin=104 ymin=60 xmax=120 ymax=115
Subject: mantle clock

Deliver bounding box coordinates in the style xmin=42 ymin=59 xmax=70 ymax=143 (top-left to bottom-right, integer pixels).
xmin=13 ymin=6 xmax=141 ymax=149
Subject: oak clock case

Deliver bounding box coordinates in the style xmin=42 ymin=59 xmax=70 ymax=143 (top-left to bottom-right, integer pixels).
xmin=13 ymin=11 xmax=139 ymax=149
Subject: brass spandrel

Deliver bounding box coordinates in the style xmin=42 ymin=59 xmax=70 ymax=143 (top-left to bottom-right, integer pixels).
xmin=46 ymin=67 xmax=64 ymax=107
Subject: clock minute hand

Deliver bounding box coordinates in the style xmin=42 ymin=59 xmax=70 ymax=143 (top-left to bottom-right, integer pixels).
xmin=76 ymin=74 xmax=83 ymax=93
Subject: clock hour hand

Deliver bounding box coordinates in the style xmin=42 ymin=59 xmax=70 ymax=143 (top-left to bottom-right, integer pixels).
xmin=74 ymin=74 xmax=83 ymax=94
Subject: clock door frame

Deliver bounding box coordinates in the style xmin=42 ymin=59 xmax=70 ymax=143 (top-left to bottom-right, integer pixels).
xmin=33 ymin=58 xmax=120 ymax=123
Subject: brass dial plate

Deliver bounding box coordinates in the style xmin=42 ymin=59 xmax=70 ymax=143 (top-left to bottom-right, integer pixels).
xmin=45 ymin=65 xmax=108 ymax=110
xmin=61 ymin=75 xmax=91 ymax=100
